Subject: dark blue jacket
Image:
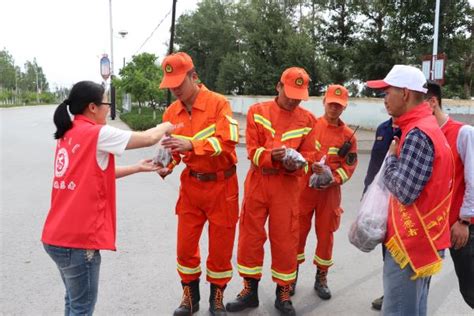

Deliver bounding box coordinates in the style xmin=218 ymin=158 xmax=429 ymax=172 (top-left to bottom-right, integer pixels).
xmin=363 ymin=118 xmax=401 ymax=193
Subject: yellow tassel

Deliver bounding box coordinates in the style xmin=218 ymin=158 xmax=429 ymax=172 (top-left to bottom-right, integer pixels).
xmin=411 ymin=261 xmax=442 ymax=280
xmin=385 ymin=237 xmax=409 ymax=269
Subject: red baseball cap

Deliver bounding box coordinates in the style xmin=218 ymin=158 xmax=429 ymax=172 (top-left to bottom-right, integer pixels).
xmin=325 ymin=84 xmax=349 ymax=107
xmin=159 ymin=52 xmax=194 ymax=89
xmin=280 ymin=67 xmax=310 ymax=100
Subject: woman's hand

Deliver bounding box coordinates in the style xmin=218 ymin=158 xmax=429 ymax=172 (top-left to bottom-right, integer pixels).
xmin=137 ymin=159 xmax=160 ymax=172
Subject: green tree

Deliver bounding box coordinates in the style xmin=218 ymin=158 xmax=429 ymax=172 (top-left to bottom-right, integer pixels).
xmin=175 ymin=0 xmax=238 ymax=91
xmin=351 ymin=0 xmax=400 ymax=96
xmin=115 ymin=52 xmax=164 ymax=110
xmin=0 ymin=49 xmax=17 ymax=90
xmin=317 ymin=0 xmax=360 ymax=84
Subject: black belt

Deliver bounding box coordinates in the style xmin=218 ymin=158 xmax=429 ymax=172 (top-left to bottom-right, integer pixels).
xmin=189 ymin=165 xmax=236 ymax=182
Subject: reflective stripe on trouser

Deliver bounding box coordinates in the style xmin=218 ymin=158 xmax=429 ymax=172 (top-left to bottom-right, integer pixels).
xmin=237 ymin=168 xmax=299 ymax=285
xmin=298 ymin=184 xmax=342 ymax=271
xmin=176 ymin=171 xmax=238 ymax=287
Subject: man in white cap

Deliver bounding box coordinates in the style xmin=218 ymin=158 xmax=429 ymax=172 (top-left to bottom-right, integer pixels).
xmin=367 ymin=65 xmax=454 ymax=316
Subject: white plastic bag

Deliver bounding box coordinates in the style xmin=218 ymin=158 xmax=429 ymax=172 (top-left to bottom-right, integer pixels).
xmin=348 ymin=157 xmax=390 ymax=252
xmin=282 ymin=148 xmax=307 ymax=169
xmin=309 ymin=156 xmax=333 ymax=188
xmin=152 ymin=136 xmax=172 ymax=168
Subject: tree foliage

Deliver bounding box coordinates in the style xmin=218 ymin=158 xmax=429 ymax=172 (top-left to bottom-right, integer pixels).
xmin=114 ymin=52 xmax=165 ymax=107
xmin=173 ymin=0 xmax=473 ymax=99
xmin=0 ymin=49 xmax=53 ymax=105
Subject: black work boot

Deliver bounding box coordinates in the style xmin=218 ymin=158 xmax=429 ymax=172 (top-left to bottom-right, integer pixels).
xmin=173 ymin=279 xmax=200 ymax=316
xmin=371 ymin=295 xmax=383 ymax=310
xmin=209 ymin=284 xmax=227 ymax=316
xmin=289 ymin=266 xmax=299 ymax=296
xmin=274 ymin=284 xmax=296 ymax=316
xmin=314 ymin=269 xmax=331 ymax=300
xmin=225 ymin=278 xmax=259 ymax=312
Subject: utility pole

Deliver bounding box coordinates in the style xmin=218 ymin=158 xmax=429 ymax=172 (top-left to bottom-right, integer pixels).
xmin=109 ymin=0 xmax=116 ymax=119
xmin=166 ymin=0 xmax=178 ymax=106
xmin=431 ymin=0 xmax=440 ymax=80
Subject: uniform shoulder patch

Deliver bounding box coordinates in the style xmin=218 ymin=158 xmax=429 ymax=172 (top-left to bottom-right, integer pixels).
xmin=346 ymin=152 xmax=357 ymax=166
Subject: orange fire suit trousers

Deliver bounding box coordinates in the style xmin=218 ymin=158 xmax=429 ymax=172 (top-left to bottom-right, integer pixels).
xmin=237 ymin=169 xmax=299 ymax=286
xmin=298 ymin=184 xmax=343 ymax=271
xmin=176 ymin=168 xmax=239 ymax=287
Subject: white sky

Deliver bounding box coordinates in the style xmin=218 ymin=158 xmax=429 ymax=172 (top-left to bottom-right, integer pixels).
xmin=0 ymin=0 xmax=198 ymax=90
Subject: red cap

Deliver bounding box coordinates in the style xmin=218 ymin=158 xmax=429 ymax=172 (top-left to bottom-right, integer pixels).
xmin=159 ymin=52 xmax=194 ymax=89
xmin=280 ymin=67 xmax=310 ymax=100
xmin=325 ymin=84 xmax=349 ymax=107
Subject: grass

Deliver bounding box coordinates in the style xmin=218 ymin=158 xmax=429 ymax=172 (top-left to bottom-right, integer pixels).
xmin=119 ymin=106 xmax=164 ymax=131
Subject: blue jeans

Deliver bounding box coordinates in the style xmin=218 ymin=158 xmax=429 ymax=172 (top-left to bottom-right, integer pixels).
xmin=44 ymin=244 xmax=101 ymax=316
xmin=382 ymin=249 xmax=445 ymax=316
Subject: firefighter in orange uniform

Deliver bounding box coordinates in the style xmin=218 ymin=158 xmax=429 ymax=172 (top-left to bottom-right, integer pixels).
xmin=226 ymin=67 xmax=316 ymax=316
xmin=293 ymin=84 xmax=358 ymax=300
xmin=158 ymin=52 xmax=240 ymax=316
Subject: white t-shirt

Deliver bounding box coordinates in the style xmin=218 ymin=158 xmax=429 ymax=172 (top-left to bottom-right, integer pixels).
xmin=457 ymin=124 xmax=474 ymax=218
xmin=96 ymin=125 xmax=132 ymax=170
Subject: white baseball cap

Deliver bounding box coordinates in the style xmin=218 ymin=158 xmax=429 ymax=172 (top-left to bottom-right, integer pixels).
xmin=366 ymin=65 xmax=427 ymax=93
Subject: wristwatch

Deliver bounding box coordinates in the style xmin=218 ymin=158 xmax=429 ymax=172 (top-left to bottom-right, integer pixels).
xmin=458 ymin=218 xmax=471 ymax=226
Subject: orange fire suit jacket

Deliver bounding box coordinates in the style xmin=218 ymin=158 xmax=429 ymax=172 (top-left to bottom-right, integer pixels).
xmin=310 ymin=116 xmax=358 ymax=185
xmin=162 ymin=84 xmax=239 ymax=173
xmin=247 ymin=99 xmax=317 ymax=173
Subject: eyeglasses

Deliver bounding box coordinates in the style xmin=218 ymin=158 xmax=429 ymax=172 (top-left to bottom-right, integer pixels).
xmin=96 ymin=102 xmax=112 ymax=107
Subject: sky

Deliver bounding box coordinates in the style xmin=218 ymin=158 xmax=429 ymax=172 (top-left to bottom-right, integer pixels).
xmin=1 ymin=0 xmax=199 ymax=90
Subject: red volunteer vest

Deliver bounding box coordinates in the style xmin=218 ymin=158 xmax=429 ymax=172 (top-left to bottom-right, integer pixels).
xmin=441 ymin=118 xmax=474 ymax=225
xmin=385 ymin=102 xmax=453 ymax=279
xmin=41 ymin=115 xmax=117 ymax=250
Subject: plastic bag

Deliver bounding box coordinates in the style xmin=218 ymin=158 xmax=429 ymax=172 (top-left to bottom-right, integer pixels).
xmin=282 ymin=148 xmax=307 ymax=169
xmin=309 ymin=156 xmax=333 ymax=188
xmin=348 ymin=157 xmax=390 ymax=252
xmin=152 ymin=136 xmax=172 ymax=168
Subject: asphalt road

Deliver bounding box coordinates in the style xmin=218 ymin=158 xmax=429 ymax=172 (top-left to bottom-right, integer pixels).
xmin=1 ymin=105 xmax=471 ymax=315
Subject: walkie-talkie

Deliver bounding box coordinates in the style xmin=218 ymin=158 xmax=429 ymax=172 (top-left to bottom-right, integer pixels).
xmin=337 ymin=125 xmax=359 ymax=158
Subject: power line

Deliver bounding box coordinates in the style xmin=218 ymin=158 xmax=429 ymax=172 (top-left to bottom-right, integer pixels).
xmin=134 ymin=9 xmax=172 ymax=55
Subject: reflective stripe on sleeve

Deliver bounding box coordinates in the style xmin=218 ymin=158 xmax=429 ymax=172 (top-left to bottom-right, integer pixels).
xmin=253 ymin=147 xmax=265 ymax=166
xmin=336 ymin=167 xmax=349 ymax=183
xmin=207 ymin=137 xmax=222 ymax=156
xmin=253 ymin=114 xmax=275 ymax=137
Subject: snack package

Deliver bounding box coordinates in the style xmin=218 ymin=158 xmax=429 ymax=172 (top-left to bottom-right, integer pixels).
xmin=309 ymin=156 xmax=333 ymax=188
xmin=282 ymin=148 xmax=307 ymax=169
xmin=348 ymin=157 xmax=390 ymax=252
xmin=152 ymin=136 xmax=172 ymax=168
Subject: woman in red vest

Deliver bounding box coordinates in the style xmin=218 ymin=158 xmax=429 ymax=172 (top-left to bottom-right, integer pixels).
xmin=41 ymin=81 xmax=174 ymax=315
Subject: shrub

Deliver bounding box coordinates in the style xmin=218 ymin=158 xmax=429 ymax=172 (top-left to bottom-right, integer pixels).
xmin=119 ymin=106 xmax=164 ymax=131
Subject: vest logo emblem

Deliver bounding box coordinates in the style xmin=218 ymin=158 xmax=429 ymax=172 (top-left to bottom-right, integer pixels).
xmin=55 ymin=148 xmax=69 ymax=178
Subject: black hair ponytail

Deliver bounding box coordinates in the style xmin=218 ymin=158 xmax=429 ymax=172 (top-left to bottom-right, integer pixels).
xmin=53 ymin=100 xmax=72 ymax=139
xmin=52 ymin=81 xmax=105 ymax=139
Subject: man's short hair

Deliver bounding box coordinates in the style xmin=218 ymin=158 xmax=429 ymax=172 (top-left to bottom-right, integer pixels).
xmin=426 ymin=80 xmax=442 ymax=108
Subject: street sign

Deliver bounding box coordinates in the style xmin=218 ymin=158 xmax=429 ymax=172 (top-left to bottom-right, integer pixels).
xmin=421 ymin=53 xmax=446 ymax=85
xmin=100 ymin=54 xmax=111 ymax=81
